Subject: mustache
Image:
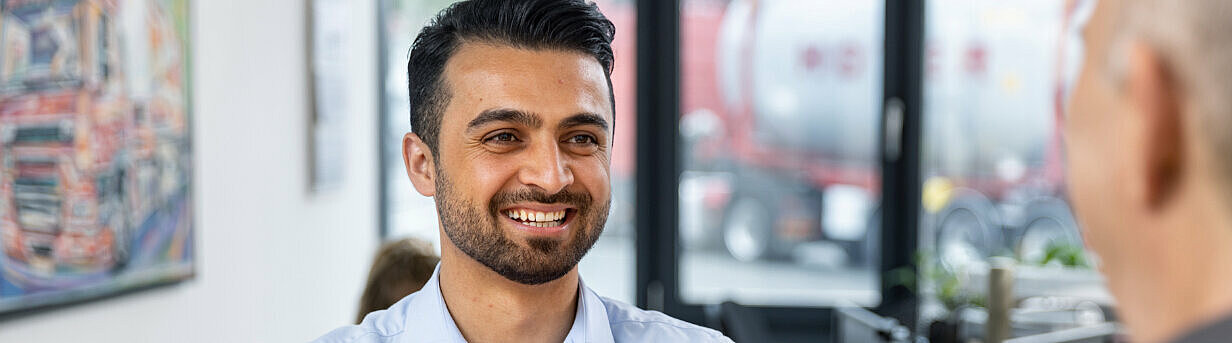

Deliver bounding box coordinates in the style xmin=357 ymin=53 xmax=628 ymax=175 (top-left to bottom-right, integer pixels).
xmin=488 ymin=188 xmax=592 ymax=214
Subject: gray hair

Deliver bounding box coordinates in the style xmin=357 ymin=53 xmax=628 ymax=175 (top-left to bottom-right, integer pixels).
xmin=1115 ymin=0 xmax=1232 ymax=181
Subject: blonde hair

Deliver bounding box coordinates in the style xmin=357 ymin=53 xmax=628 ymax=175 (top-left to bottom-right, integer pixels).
xmin=355 ymin=238 xmax=440 ymax=324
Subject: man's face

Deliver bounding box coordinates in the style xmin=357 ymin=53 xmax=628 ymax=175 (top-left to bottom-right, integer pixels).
xmin=431 ymin=42 xmax=612 ymax=285
xmin=1064 ymin=0 xmax=1133 ymax=274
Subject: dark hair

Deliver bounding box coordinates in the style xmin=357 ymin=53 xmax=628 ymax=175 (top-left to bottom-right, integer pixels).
xmin=355 ymin=238 xmax=440 ymax=324
xmin=406 ymin=0 xmax=616 ymax=156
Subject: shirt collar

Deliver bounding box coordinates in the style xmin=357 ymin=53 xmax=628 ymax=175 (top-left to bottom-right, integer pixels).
xmin=403 ymin=264 xmax=467 ymax=343
xmin=563 ymin=277 xmax=616 ymax=343
xmin=412 ymin=263 xmax=615 ymax=343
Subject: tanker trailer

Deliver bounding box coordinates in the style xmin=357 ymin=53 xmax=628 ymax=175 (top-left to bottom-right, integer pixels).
xmin=921 ymin=0 xmax=1083 ymax=273
xmin=682 ymin=0 xmax=1083 ymax=268
xmin=681 ymin=0 xmax=885 ymax=264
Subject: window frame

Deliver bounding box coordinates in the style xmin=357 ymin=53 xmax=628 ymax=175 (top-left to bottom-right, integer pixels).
xmin=632 ymin=0 xmax=925 ymax=338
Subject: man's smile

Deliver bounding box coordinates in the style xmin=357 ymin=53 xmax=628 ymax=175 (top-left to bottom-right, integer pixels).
xmin=500 ymin=205 xmax=578 ymax=233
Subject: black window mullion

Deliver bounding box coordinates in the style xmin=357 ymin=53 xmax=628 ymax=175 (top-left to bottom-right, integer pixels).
xmin=633 ymin=0 xmax=685 ymax=318
xmin=876 ymin=0 xmax=925 ymax=331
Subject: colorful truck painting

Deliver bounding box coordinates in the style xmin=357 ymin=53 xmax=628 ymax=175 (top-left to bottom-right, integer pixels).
xmin=0 ymin=0 xmax=191 ymax=315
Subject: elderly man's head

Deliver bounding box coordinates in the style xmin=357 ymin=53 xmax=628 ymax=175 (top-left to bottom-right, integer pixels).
xmin=1102 ymin=0 xmax=1232 ymax=176
xmin=1066 ymin=0 xmax=1232 ymax=341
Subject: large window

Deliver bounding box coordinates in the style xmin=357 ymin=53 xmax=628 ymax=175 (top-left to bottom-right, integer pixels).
xmin=917 ymin=0 xmax=1114 ymax=340
xmin=378 ymin=0 xmax=452 ymax=254
xmin=677 ymin=0 xmax=883 ymax=307
xmin=376 ymin=1 xmax=1119 ymax=340
xmin=576 ymin=0 xmax=638 ymax=303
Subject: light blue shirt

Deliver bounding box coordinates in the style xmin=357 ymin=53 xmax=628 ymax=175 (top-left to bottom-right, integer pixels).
xmin=314 ymin=264 xmax=732 ymax=343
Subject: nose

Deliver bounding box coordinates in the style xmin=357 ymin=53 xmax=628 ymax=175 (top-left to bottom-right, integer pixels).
xmin=517 ymin=140 xmax=574 ymax=195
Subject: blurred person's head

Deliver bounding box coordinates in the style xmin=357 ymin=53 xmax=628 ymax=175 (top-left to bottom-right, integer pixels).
xmin=1066 ymin=0 xmax=1232 ymax=341
xmin=356 ymin=238 xmax=440 ymax=324
xmin=400 ymin=0 xmax=614 ymax=286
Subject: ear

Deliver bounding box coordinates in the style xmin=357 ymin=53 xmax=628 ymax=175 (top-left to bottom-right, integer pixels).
xmin=403 ymin=132 xmax=438 ymax=197
xmin=1125 ymin=41 xmax=1183 ymax=210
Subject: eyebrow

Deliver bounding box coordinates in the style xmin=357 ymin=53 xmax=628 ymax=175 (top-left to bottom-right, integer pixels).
xmin=467 ymin=108 xmax=543 ymax=132
xmin=558 ymin=113 xmax=610 ymax=132
xmin=466 ymin=108 xmax=610 ymax=133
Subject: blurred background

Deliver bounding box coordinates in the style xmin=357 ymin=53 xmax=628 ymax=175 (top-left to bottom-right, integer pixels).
xmin=0 ymin=0 xmax=1118 ymax=342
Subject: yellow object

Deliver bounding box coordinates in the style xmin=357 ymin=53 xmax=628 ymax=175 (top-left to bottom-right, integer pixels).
xmin=922 ymin=177 xmax=956 ymax=213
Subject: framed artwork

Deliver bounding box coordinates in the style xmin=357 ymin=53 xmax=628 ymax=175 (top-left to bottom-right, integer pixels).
xmin=0 ymin=0 xmax=193 ymax=316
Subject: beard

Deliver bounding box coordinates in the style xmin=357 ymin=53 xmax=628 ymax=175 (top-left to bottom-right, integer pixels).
xmin=433 ymin=170 xmax=609 ymax=285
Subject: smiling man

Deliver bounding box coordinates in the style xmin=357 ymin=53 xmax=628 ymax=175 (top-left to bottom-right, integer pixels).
xmin=315 ymin=1 xmax=730 ymax=342
xmin=1066 ymin=0 xmax=1232 ymax=342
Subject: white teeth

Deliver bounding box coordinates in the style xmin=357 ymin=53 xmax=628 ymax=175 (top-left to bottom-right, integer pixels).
xmin=506 ymin=209 xmax=568 ymax=225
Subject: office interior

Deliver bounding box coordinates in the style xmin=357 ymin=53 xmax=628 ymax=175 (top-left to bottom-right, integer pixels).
xmin=0 ymin=0 xmax=1123 ymax=342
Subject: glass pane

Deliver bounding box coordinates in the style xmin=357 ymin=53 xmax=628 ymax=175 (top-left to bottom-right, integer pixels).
xmin=379 ymin=0 xmax=638 ymax=303
xmin=918 ymin=0 xmax=1113 ymax=339
xmin=380 ymin=0 xmax=454 ymax=253
xmin=576 ymin=0 xmax=637 ymax=304
xmin=679 ymin=0 xmax=883 ymax=307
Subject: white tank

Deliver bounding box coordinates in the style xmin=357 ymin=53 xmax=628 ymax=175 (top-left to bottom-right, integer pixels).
xmin=717 ymin=0 xmax=883 ymax=163
xmin=922 ymin=0 xmax=1066 ymax=178
xmin=716 ymin=0 xmax=1065 ymax=176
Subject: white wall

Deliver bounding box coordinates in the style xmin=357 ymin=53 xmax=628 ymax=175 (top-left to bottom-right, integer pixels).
xmin=0 ymin=0 xmax=381 ymax=341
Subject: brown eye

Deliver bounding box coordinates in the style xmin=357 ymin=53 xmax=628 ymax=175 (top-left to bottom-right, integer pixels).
xmin=566 ymin=134 xmax=597 ymax=145
xmin=486 ymin=132 xmax=519 ymax=143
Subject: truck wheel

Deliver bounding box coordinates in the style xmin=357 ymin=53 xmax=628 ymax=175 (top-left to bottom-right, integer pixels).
xmin=109 ymin=212 xmax=130 ymax=272
xmin=933 ymin=189 xmax=1002 ymax=272
xmin=723 ymin=196 xmax=774 ymax=262
xmin=110 ymin=169 xmax=131 ymax=272
xmin=1016 ymin=197 xmax=1082 ymax=265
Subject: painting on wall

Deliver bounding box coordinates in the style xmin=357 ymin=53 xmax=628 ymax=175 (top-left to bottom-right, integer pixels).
xmin=0 ymin=0 xmax=192 ymax=315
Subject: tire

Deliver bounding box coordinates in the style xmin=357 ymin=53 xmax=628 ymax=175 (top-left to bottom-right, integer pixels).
xmin=1016 ymin=197 xmax=1082 ymax=265
xmin=110 ymin=168 xmax=131 ymax=272
xmin=109 ymin=212 xmax=129 ymax=272
xmin=932 ymin=189 xmax=1003 ymax=272
xmin=723 ymin=195 xmax=775 ymax=262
